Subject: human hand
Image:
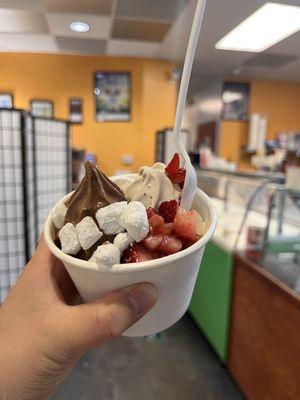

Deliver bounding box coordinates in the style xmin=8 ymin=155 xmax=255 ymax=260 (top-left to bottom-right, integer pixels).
xmin=0 ymin=237 xmax=157 ymax=400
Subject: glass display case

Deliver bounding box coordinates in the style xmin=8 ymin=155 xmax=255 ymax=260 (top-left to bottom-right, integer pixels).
xmin=196 ymin=168 xmax=300 ymax=294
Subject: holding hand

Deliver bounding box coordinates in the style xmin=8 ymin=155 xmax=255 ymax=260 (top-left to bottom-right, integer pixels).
xmin=0 ymin=237 xmax=157 ymax=400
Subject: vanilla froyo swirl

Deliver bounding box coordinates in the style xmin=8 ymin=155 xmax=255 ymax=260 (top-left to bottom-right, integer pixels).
xmin=116 ymin=162 xmax=180 ymax=209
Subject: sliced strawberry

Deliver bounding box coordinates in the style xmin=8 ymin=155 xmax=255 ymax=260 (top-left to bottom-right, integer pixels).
xmin=158 ymin=235 xmax=182 ymax=254
xmin=160 ymin=223 xmax=174 ymax=235
xmin=142 ymin=234 xmax=163 ymax=251
xmin=173 ymin=208 xmax=202 ymax=243
xmin=159 ymin=200 xmax=178 ymax=223
xmin=149 ymin=222 xmax=174 ymax=235
xmin=165 ymin=153 xmax=186 ymax=188
xmin=148 ymin=213 xmax=164 ymax=234
xmin=146 ymin=207 xmax=158 ymax=219
xmin=166 ymin=169 xmax=186 ymax=188
xmin=122 ymin=244 xmax=154 ymax=263
xmin=166 ymin=153 xmax=180 ymax=175
xmin=169 ymin=169 xmax=186 ymax=188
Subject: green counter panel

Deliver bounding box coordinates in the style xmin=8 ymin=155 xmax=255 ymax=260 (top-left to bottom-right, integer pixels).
xmin=189 ymin=241 xmax=233 ymax=363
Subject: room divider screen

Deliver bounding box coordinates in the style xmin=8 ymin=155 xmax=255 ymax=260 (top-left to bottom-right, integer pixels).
xmin=0 ymin=109 xmax=71 ymax=302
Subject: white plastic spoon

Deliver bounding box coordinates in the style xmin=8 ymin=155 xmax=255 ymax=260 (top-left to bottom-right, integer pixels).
xmin=173 ymin=0 xmax=207 ymax=210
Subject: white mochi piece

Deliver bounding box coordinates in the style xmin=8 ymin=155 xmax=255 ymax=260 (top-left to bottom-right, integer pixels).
xmin=91 ymin=243 xmax=120 ymax=268
xmin=52 ymin=202 xmax=67 ymax=229
xmin=76 ymin=216 xmax=103 ymax=250
xmin=113 ymin=232 xmax=134 ymax=253
xmin=95 ymin=201 xmax=127 ymax=235
xmin=120 ymin=201 xmax=149 ymax=242
xmin=59 ymin=223 xmax=81 ymax=255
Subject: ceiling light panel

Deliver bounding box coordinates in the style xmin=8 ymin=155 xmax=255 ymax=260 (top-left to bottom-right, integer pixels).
xmin=215 ymin=2 xmax=300 ymax=52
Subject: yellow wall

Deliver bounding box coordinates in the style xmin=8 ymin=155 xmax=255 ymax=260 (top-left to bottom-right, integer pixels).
xmin=219 ymin=120 xmax=248 ymax=162
xmin=141 ymin=60 xmax=176 ymax=166
xmin=219 ymin=79 xmax=300 ymax=168
xmin=0 ymin=52 xmax=176 ymax=175
xmin=249 ymin=80 xmax=300 ymax=139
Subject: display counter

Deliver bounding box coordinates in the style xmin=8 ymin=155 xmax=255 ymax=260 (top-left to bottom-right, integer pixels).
xmin=189 ymin=169 xmax=300 ymax=367
xmin=189 ymin=241 xmax=233 ymax=363
xmin=228 ymin=253 xmax=300 ymax=400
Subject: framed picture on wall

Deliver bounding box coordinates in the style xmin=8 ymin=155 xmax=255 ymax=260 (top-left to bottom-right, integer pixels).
xmin=30 ymin=99 xmax=53 ymax=118
xmin=221 ymin=82 xmax=250 ymax=121
xmin=94 ymin=72 xmax=131 ymax=122
xmin=0 ymin=93 xmax=13 ymax=109
xmin=69 ymin=98 xmax=83 ymax=123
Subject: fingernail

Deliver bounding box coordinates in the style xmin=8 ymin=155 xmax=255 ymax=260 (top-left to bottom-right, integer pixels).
xmin=128 ymin=284 xmax=157 ymax=316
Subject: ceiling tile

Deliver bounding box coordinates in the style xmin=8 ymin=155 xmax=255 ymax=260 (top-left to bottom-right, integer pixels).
xmin=243 ymin=53 xmax=298 ymax=69
xmin=0 ymin=34 xmax=58 ymax=52
xmin=266 ymin=31 xmax=300 ymax=57
xmin=238 ymin=59 xmax=300 ymax=83
xmin=115 ymin=0 xmax=189 ymax=22
xmin=43 ymin=0 xmax=113 ymax=16
xmin=0 ymin=9 xmax=48 ymax=33
xmin=107 ymin=39 xmax=159 ymax=57
xmin=55 ymin=37 xmax=106 ymax=55
xmin=47 ymin=13 xmax=111 ymax=39
xmin=0 ymin=1 xmax=43 ymax=10
xmin=112 ymin=19 xmax=170 ymax=42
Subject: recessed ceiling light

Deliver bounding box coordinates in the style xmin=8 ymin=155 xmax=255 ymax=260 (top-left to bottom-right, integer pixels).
xmin=215 ymin=2 xmax=300 ymax=52
xmin=70 ymin=21 xmax=90 ymax=33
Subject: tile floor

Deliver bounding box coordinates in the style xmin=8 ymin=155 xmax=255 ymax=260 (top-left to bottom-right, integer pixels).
xmin=52 ymin=314 xmax=243 ymax=400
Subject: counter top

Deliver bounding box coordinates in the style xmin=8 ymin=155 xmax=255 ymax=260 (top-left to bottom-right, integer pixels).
xmin=211 ymin=198 xmax=299 ymax=253
xmin=197 ymin=167 xmax=285 ymax=182
xmin=210 ymin=197 xmax=300 ymax=295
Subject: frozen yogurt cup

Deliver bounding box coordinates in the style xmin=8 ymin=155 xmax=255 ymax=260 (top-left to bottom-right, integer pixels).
xmin=45 ymin=174 xmax=217 ymax=337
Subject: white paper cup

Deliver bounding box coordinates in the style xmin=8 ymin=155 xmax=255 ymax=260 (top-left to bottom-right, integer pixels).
xmin=44 ymin=175 xmax=217 ymax=337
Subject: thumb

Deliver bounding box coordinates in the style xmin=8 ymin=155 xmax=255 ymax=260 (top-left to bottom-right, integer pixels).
xmin=57 ymin=283 xmax=157 ymax=355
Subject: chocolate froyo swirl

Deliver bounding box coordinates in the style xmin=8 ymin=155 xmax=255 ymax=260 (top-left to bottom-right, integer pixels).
xmin=65 ymin=161 xmax=125 ymax=225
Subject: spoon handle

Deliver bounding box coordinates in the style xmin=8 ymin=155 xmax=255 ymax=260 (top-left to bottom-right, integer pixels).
xmin=173 ymin=0 xmax=207 ymax=209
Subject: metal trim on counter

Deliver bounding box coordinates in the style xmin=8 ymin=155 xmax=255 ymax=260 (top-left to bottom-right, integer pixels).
xmin=196 ymin=167 xmax=285 ymax=183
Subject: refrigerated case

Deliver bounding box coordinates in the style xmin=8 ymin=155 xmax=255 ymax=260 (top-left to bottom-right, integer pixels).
xmin=189 ymin=168 xmax=300 ymax=363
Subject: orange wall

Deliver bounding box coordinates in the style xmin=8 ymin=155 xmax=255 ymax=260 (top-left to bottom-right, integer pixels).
xmin=141 ymin=60 xmax=176 ymax=166
xmin=219 ymin=79 xmax=300 ymax=168
xmin=219 ymin=121 xmax=248 ymax=166
xmin=249 ymin=80 xmax=300 ymax=139
xmin=0 ymin=52 xmax=176 ymax=175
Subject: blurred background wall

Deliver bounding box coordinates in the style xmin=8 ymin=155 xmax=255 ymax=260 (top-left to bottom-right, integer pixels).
xmin=0 ymin=52 xmax=176 ymax=175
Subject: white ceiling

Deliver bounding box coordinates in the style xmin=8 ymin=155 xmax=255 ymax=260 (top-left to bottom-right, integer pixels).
xmin=161 ymin=0 xmax=300 ymax=84
xmin=46 ymin=13 xmax=112 ymax=39
xmin=0 ymin=0 xmax=299 ymax=82
xmin=107 ymin=39 xmax=159 ymax=57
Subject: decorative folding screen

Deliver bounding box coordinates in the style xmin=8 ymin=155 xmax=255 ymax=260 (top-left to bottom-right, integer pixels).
xmin=0 ymin=109 xmax=71 ymax=302
xmin=0 ymin=110 xmax=27 ymax=302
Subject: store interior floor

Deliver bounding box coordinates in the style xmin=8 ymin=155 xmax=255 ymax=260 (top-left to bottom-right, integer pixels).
xmin=51 ymin=314 xmax=243 ymax=400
